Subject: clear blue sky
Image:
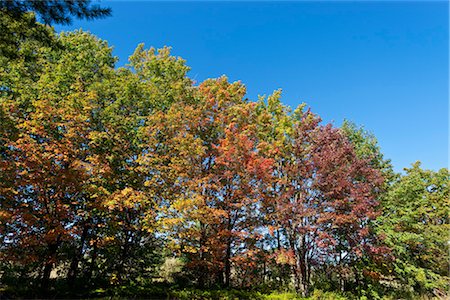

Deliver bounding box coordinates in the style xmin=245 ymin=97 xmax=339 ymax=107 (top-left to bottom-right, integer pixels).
xmin=55 ymin=1 xmax=449 ymax=172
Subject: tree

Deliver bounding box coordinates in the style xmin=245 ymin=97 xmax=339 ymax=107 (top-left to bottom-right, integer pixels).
xmin=270 ymin=108 xmax=322 ymax=297
xmin=0 ymin=94 xmax=92 ymax=292
xmin=140 ymin=77 xmax=273 ymax=288
xmin=265 ymin=108 xmax=385 ymax=296
xmin=0 ymin=0 xmax=110 ymax=25
xmin=0 ymin=0 xmax=110 ymax=79
xmin=378 ymin=162 xmax=449 ymax=296
xmin=211 ymin=103 xmax=273 ymax=288
xmin=341 ymin=120 xmax=396 ymax=185
xmin=312 ymin=124 xmax=385 ymax=293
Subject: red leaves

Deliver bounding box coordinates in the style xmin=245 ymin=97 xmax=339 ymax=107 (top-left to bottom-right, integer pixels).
xmin=363 ymin=269 xmax=382 ymax=280
xmin=268 ymin=108 xmax=386 ymax=288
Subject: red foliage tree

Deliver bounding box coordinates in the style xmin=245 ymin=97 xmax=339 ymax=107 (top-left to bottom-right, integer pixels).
xmin=271 ymin=110 xmax=384 ymax=296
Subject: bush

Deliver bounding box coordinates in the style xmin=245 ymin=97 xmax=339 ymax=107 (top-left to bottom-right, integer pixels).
xmin=308 ymin=290 xmax=348 ymax=300
xmin=158 ymin=257 xmax=185 ymax=283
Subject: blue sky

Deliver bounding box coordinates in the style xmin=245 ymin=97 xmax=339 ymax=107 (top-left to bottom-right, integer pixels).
xmin=55 ymin=1 xmax=448 ymax=172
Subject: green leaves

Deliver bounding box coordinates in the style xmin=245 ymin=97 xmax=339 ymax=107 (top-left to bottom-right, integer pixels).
xmin=128 ymin=44 xmax=193 ymax=111
xmin=0 ymin=1 xmax=110 ymax=25
xmin=377 ymin=162 xmax=449 ymax=294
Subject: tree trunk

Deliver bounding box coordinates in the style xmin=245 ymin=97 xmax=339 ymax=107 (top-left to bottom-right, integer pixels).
xmin=276 ymin=229 xmax=284 ymax=286
xmin=292 ymin=235 xmax=310 ymax=297
xmin=300 ymin=263 xmax=310 ymax=297
xmin=299 ymin=235 xmax=310 ymax=297
xmin=198 ymin=226 xmax=206 ymax=288
xmin=224 ymin=212 xmax=233 ymax=289
xmin=118 ymin=229 xmax=131 ymax=283
xmin=217 ymin=268 xmax=224 ymax=287
xmin=263 ymin=258 xmax=266 ymax=284
xmin=41 ymin=235 xmax=61 ymax=293
xmin=293 ymin=264 xmax=302 ymax=295
xmin=41 ymin=261 xmax=53 ymax=293
xmin=86 ymin=239 xmax=98 ymax=283
xmin=224 ymin=238 xmax=231 ymax=288
xmin=67 ymin=222 xmax=89 ymax=287
xmin=276 ymin=229 xmax=281 ymax=251
xmin=340 ymin=277 xmax=345 ymax=292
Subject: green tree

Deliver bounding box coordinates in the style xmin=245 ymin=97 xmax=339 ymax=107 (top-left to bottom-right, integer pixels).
xmin=341 ymin=120 xmax=395 ymax=184
xmin=0 ymin=0 xmax=110 ymax=25
xmin=378 ymin=162 xmax=449 ymax=297
xmin=0 ymin=0 xmax=110 ymax=89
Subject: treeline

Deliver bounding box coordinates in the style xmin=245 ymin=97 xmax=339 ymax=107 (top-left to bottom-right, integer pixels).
xmin=0 ymin=4 xmax=449 ymax=300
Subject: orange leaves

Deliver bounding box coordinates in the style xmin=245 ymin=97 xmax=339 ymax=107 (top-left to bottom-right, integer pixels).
xmin=275 ymin=248 xmax=296 ymax=266
xmin=268 ymin=225 xmax=279 ymax=236
xmin=44 ymin=228 xmax=64 ymax=243
xmin=137 ymin=76 xmax=275 ymax=283
xmin=362 ymin=269 xmax=382 ymax=281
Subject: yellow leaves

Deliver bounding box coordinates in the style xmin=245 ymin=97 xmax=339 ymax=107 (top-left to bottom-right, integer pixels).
xmin=105 ymin=187 xmax=151 ymax=211
xmin=109 ymin=273 xmax=119 ymax=285
xmin=87 ymin=185 xmax=109 ymax=200
xmin=183 ymin=245 xmax=198 ymax=254
xmin=94 ymin=236 xmax=115 ymax=248
xmin=0 ymin=210 xmax=12 ymax=221
xmin=160 ymin=217 xmax=183 ymax=227
xmin=143 ymin=177 xmax=159 ymax=188
xmin=171 ymin=194 xmax=202 ymax=212
xmin=104 ymin=236 xmax=115 ymax=243
xmin=121 ymin=187 xmax=134 ymax=196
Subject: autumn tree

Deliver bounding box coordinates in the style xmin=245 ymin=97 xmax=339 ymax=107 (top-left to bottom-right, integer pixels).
xmin=0 ymin=91 xmax=95 ymax=291
xmin=311 ymin=124 xmax=385 ymax=293
xmin=210 ymin=103 xmax=273 ymax=288
xmin=258 ymin=102 xmax=385 ymax=296
xmin=0 ymin=29 xmax=193 ymax=292
xmin=1 ymin=18 xmax=447 ymax=299
xmin=140 ymin=77 xmax=273 ymax=288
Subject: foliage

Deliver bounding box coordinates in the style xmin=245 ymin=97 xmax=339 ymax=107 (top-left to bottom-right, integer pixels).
xmin=0 ymin=12 xmax=448 ymax=300
xmin=0 ymin=0 xmax=110 ymax=25
xmin=0 ymin=0 xmax=110 ymax=69
xmin=376 ymin=162 xmax=449 ymax=297
xmin=158 ymin=257 xmax=185 ymax=283
xmin=340 ymin=120 xmax=396 ymax=186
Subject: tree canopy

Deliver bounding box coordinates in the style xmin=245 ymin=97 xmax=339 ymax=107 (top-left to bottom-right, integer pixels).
xmin=0 ymin=10 xmax=448 ymax=300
